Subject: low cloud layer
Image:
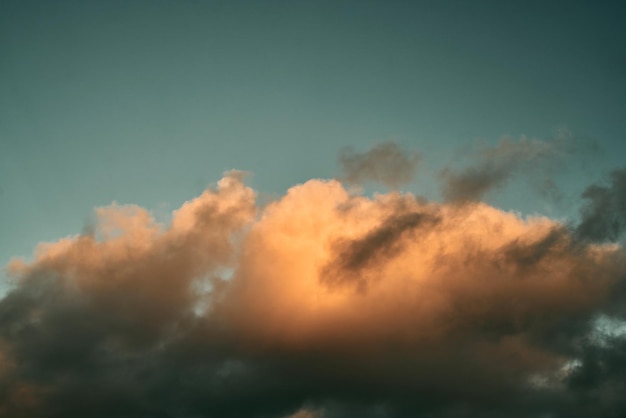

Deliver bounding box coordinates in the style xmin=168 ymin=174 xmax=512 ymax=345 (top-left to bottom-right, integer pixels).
xmin=338 ymin=142 xmax=420 ymax=188
xmin=2 ymin=151 xmax=626 ymax=417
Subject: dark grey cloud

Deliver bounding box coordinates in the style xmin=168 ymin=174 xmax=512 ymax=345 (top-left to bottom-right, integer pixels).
xmin=338 ymin=142 xmax=420 ymax=188
xmin=576 ymin=169 xmax=626 ymax=242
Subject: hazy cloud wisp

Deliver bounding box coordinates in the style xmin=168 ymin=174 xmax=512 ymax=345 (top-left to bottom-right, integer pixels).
xmin=338 ymin=141 xmax=420 ymax=188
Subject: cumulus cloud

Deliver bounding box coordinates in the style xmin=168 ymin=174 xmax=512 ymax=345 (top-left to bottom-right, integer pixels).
xmin=338 ymin=142 xmax=420 ymax=188
xmin=439 ymin=133 xmax=588 ymax=203
xmin=2 ymin=165 xmax=626 ymax=417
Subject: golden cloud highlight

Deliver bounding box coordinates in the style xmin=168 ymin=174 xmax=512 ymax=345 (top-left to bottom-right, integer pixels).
xmin=2 ymin=171 xmax=626 ymax=417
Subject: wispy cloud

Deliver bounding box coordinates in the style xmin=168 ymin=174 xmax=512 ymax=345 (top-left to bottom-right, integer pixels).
xmin=439 ymin=132 xmax=594 ymax=203
xmin=338 ymin=141 xmax=420 ymax=188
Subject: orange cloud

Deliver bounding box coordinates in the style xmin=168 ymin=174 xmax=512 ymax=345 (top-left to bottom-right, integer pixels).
xmin=2 ymin=171 xmax=626 ymax=417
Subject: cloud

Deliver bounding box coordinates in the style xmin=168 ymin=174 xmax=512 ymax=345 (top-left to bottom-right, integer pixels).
xmin=338 ymin=142 xmax=420 ymax=188
xmin=320 ymin=210 xmax=439 ymax=291
xmin=576 ymin=169 xmax=626 ymax=242
xmin=1 ymin=168 xmax=626 ymax=417
xmin=285 ymin=408 xmax=325 ymax=418
xmin=439 ymin=133 xmax=588 ymax=203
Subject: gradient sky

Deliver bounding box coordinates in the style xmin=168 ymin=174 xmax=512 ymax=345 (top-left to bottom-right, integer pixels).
xmin=2 ymin=0 xmax=625 ymax=270
xmin=3 ymin=2 xmax=626 ymax=417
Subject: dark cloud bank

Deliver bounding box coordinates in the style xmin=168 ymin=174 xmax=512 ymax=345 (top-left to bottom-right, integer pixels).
xmin=2 ymin=141 xmax=626 ymax=418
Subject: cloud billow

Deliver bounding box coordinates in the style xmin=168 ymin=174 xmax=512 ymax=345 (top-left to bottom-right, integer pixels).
xmin=2 ymin=157 xmax=626 ymax=417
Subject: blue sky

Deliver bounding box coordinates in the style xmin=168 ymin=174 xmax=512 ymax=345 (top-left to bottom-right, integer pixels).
xmin=1 ymin=0 xmax=625 ymax=268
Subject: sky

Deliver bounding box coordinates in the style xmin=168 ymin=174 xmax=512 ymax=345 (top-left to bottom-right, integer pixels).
xmin=1 ymin=1 xmax=626 ymax=417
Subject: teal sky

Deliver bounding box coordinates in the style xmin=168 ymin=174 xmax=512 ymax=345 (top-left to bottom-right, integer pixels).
xmin=1 ymin=0 xmax=625 ymax=270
